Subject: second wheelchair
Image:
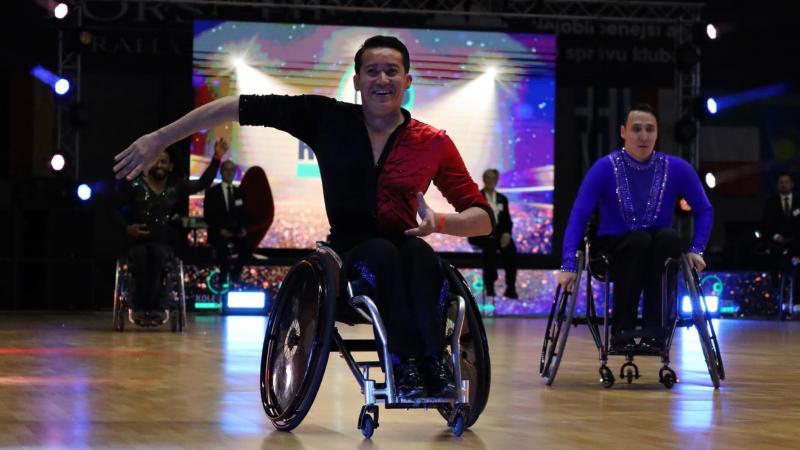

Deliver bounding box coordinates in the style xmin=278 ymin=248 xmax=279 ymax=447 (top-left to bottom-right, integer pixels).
xmin=540 ymin=242 xmax=724 ymax=389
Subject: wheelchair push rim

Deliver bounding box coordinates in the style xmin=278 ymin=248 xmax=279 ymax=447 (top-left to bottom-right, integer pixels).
xmin=540 ymin=252 xmax=583 ymax=385
xmin=260 ymin=251 xmax=337 ymax=431
xmin=680 ymin=254 xmax=723 ymax=389
xmin=437 ymin=264 xmax=491 ymax=429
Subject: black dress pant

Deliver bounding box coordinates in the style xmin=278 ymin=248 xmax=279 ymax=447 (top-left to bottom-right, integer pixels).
xmin=476 ymin=238 xmax=517 ymax=295
xmin=211 ymin=235 xmax=251 ymax=283
xmin=128 ymin=242 xmax=171 ymax=310
xmin=593 ymin=228 xmax=681 ymax=338
xmin=343 ymin=237 xmax=447 ymax=360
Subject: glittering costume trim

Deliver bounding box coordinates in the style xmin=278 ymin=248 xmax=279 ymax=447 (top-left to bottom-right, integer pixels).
xmin=438 ymin=278 xmax=450 ymax=319
xmin=609 ymin=150 xmax=669 ymax=231
xmin=354 ymin=260 xmax=377 ymax=288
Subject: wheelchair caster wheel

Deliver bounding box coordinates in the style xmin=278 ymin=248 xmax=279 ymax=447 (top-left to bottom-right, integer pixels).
xmin=360 ymin=414 xmax=376 ymax=439
xmin=660 ymin=367 xmax=677 ymax=389
xmin=600 ymin=366 xmax=615 ymax=388
xmin=451 ymin=412 xmax=466 ymax=437
xmin=358 ymin=405 xmax=379 ymax=439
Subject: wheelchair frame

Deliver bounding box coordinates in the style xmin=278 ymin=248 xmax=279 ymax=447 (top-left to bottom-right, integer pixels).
xmin=112 ymin=256 xmax=187 ymax=333
xmin=259 ymin=244 xmax=490 ymax=438
xmin=540 ymin=240 xmax=724 ymax=389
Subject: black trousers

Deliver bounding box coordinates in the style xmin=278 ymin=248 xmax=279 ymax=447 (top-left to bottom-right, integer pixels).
xmin=593 ymin=228 xmax=681 ymax=338
xmin=128 ymin=242 xmax=171 ymax=310
xmin=475 ymin=237 xmax=517 ymax=295
xmin=343 ymin=237 xmax=447 ymax=360
xmin=211 ymin=235 xmax=251 ymax=283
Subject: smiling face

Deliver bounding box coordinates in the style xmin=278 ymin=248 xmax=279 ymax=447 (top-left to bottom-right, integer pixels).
xmin=620 ymin=110 xmax=658 ymax=159
xmin=148 ymin=152 xmax=173 ymax=181
xmin=353 ymin=47 xmax=412 ymax=117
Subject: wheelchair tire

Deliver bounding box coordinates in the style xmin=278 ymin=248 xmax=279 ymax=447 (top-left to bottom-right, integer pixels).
xmin=113 ymin=260 xmax=126 ymax=332
xmin=681 ymin=255 xmax=723 ymax=389
xmin=260 ymin=250 xmax=338 ymax=431
xmin=437 ymin=265 xmax=491 ymax=429
xmin=540 ymin=253 xmax=583 ymax=386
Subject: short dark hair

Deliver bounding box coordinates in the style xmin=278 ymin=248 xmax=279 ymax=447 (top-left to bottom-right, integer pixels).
xmin=777 ymin=171 xmax=794 ymax=181
xmin=623 ymin=103 xmax=658 ymax=125
xmin=354 ymin=35 xmax=410 ymax=74
xmin=483 ymin=168 xmax=500 ymax=179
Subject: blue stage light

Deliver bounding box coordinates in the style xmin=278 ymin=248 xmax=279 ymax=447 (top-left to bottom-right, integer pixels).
xmin=706 ymin=98 xmax=718 ymax=115
xmin=77 ymin=184 xmax=92 ymax=201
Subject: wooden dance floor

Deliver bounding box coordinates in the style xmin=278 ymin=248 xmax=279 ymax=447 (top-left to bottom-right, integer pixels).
xmin=1 ymin=313 xmax=798 ymax=449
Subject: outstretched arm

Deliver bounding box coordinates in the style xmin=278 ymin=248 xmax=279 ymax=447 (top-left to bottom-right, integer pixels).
xmin=114 ymin=96 xmax=240 ymax=180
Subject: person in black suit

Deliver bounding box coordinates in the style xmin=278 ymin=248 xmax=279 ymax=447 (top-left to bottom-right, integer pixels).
xmin=469 ymin=169 xmax=518 ymax=298
xmin=204 ymin=160 xmax=251 ymax=285
xmin=763 ymin=172 xmax=800 ymax=312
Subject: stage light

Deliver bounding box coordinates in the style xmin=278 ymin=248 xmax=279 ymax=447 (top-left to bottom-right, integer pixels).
xmin=54 ymin=2 xmax=69 ymax=19
xmin=754 ymin=230 xmax=762 ymax=239
xmin=682 ymin=295 xmax=719 ymax=314
xmin=705 ymin=172 xmax=716 ymax=189
xmin=77 ymin=184 xmax=92 ymax=201
xmin=706 ymin=24 xmax=718 ymax=40
xmin=50 ymin=154 xmax=66 ymax=172
xmin=227 ymin=291 xmax=266 ymax=309
xmin=233 ymin=57 xmax=246 ymax=69
xmin=54 ymin=78 xmax=70 ymax=95
xmin=706 ymin=97 xmax=718 ymax=115
xmin=486 ymin=66 xmax=498 ymax=79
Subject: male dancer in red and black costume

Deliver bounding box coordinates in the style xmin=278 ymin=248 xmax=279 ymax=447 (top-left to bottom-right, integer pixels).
xmin=114 ymin=36 xmax=494 ymax=398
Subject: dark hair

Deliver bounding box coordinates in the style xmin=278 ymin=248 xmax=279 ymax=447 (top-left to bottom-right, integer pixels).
xmin=777 ymin=171 xmax=794 ymax=181
xmin=483 ymin=168 xmax=500 ymax=178
xmin=623 ymin=103 xmax=658 ymax=125
xmin=354 ymin=35 xmax=410 ymax=74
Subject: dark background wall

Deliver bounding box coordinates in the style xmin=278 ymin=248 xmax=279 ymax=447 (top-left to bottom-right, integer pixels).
xmin=2 ymin=1 xmax=797 ymax=310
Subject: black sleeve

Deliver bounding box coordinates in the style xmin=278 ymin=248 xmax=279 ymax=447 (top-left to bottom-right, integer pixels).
xmin=183 ymin=157 xmax=220 ymax=196
xmin=203 ymin=186 xmax=221 ymax=231
xmin=238 ymin=94 xmax=337 ymax=150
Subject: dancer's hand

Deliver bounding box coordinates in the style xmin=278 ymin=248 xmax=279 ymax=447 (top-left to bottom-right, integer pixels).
xmin=114 ymin=133 xmax=163 ymax=180
xmin=557 ymin=271 xmax=576 ymax=293
xmin=405 ymin=192 xmax=440 ymax=237
xmin=213 ymin=138 xmax=229 ymax=159
xmin=687 ymin=252 xmax=706 ymax=272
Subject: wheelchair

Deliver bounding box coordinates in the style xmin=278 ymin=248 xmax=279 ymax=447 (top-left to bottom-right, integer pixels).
xmin=112 ymin=251 xmax=187 ymax=332
xmin=539 ymin=239 xmax=725 ymax=389
xmin=259 ymin=244 xmax=490 ymax=438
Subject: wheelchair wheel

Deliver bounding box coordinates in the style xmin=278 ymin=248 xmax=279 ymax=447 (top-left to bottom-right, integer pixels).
xmin=437 ymin=265 xmax=491 ymax=429
xmin=540 ymin=253 xmax=583 ymax=385
xmin=260 ymin=250 xmax=338 ymax=431
xmin=112 ymin=260 xmax=126 ymax=332
xmin=681 ymin=255 xmax=723 ymax=389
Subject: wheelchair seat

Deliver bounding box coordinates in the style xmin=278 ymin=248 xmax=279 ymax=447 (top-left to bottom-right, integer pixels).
xmin=259 ymin=244 xmax=490 ymax=438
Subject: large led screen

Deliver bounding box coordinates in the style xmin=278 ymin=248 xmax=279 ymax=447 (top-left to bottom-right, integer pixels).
xmin=191 ymin=21 xmax=556 ymax=253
